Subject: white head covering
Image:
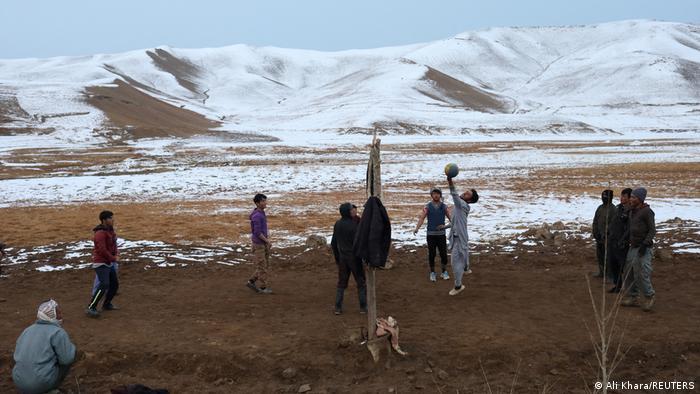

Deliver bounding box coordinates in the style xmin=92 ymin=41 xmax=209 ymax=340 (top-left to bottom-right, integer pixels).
xmin=37 ymin=299 xmax=61 ymax=324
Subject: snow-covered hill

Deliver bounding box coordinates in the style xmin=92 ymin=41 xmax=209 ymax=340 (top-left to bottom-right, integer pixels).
xmin=1 ymin=19 xmax=699 ymax=144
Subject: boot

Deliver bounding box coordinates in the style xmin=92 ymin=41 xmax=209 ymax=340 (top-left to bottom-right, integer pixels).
xmin=334 ymin=288 xmax=344 ymax=315
xmin=620 ymin=296 xmax=639 ymax=307
xmin=642 ymin=295 xmax=655 ymax=312
xmin=358 ymin=286 xmax=367 ymax=314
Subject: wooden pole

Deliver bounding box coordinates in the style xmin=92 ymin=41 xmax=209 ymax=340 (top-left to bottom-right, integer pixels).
xmin=365 ymin=132 xmax=388 ymax=364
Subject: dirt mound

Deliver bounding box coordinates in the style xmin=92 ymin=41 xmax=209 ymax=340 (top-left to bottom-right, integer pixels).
xmin=85 ymin=80 xmax=221 ymax=139
xmin=417 ymin=66 xmax=511 ymax=113
xmin=146 ymin=48 xmax=205 ymax=100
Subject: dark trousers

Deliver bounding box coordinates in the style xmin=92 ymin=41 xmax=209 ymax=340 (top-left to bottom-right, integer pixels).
xmin=88 ymin=264 xmax=119 ymax=310
xmin=337 ymin=258 xmax=366 ymax=289
xmin=609 ymin=246 xmax=629 ymax=289
xmin=595 ymin=240 xmax=613 ymax=279
xmin=427 ymin=234 xmax=448 ymax=272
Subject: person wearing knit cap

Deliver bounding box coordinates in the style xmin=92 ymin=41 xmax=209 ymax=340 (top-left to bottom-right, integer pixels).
xmin=621 ymin=187 xmax=656 ymax=311
xmin=592 ymin=189 xmax=616 ymax=280
xmin=13 ymin=300 xmax=77 ymax=394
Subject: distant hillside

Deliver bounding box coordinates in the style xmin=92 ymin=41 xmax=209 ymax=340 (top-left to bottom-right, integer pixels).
xmin=0 ymin=20 xmax=698 ymax=143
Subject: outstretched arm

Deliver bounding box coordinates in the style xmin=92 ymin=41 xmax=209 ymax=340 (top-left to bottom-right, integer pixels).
xmin=447 ymin=177 xmax=463 ymax=209
xmin=413 ymin=208 xmax=428 ymax=234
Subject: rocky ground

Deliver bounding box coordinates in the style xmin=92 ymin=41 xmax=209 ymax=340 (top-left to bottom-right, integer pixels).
xmin=0 ymin=224 xmax=698 ymax=393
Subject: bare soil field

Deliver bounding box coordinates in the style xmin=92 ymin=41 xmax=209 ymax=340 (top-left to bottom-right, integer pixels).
xmin=1 ymin=138 xmax=699 ymax=392
xmin=0 ymin=234 xmax=698 ymax=393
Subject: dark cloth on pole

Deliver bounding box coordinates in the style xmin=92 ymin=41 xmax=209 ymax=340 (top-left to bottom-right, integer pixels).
xmin=353 ymin=196 xmax=391 ymax=268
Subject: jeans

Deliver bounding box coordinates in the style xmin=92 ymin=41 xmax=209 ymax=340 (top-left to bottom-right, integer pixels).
xmin=625 ymin=246 xmax=655 ymax=298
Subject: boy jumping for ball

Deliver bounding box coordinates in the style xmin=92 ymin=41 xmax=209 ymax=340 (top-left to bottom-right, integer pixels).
xmin=442 ymin=175 xmax=478 ymax=296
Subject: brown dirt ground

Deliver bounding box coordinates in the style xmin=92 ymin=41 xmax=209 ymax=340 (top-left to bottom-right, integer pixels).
xmin=0 ymin=236 xmax=698 ymax=393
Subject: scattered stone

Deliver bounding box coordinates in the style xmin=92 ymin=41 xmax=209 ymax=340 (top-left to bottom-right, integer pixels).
xmin=423 ymin=367 xmax=432 ymax=373
xmin=388 ymin=387 xmax=396 ymax=393
xmin=338 ymin=328 xmax=362 ymax=348
xmin=553 ymin=233 xmax=564 ymax=247
xmin=426 ymin=360 xmax=435 ymax=368
xmin=282 ymin=367 xmax=297 ymax=379
xmin=549 ymin=368 xmax=561 ymax=375
xmin=404 ymin=366 xmax=416 ymax=374
xmin=299 ymin=383 xmax=312 ymax=393
xmin=436 ymin=369 xmax=449 ymax=380
xmin=305 ymin=235 xmax=327 ymax=248
xmin=535 ymin=223 xmax=555 ymax=240
xmin=655 ymin=249 xmax=673 ymax=261
xmin=551 ymin=221 xmax=568 ymax=230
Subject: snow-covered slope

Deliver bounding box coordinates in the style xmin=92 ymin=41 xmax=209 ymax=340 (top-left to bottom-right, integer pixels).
xmin=1 ymin=20 xmax=699 ymax=143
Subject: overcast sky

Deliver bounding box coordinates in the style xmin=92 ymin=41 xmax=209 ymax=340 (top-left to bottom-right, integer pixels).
xmin=2 ymin=0 xmax=698 ymax=59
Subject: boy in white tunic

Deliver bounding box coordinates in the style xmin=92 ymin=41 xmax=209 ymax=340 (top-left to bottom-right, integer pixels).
xmin=443 ymin=176 xmax=479 ymax=295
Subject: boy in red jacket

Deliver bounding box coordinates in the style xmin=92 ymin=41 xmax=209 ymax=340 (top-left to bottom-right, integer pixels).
xmin=86 ymin=210 xmax=120 ymax=317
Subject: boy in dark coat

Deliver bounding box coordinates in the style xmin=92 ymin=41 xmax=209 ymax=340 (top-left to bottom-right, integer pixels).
xmin=592 ymin=190 xmax=616 ymax=280
xmin=331 ymin=203 xmax=367 ymax=315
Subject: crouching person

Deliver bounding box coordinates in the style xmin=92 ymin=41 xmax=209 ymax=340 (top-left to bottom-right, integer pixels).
xmin=13 ymin=299 xmax=76 ymax=394
xmin=331 ymin=203 xmax=367 ymax=315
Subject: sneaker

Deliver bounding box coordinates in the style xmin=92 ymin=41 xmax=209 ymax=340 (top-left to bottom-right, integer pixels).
xmin=246 ymin=280 xmax=260 ymax=293
xmin=642 ymin=295 xmax=655 ymax=312
xmin=429 ymin=272 xmax=437 ymax=282
xmin=259 ymin=287 xmax=273 ymax=294
xmin=448 ymin=285 xmax=466 ymax=296
xmin=465 ymin=269 xmax=473 ymax=275
xmin=359 ymin=307 xmax=367 ymax=314
xmin=620 ymin=297 xmax=639 ymax=307
xmin=334 ymin=308 xmax=342 ymax=315
xmin=86 ymin=308 xmax=100 ymax=318
xmin=102 ymin=303 xmax=119 ymax=311
xmin=441 ymin=271 xmax=450 ymax=280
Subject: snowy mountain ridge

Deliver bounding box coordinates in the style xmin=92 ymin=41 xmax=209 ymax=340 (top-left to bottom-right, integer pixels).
xmin=1 ymin=19 xmax=699 ymax=144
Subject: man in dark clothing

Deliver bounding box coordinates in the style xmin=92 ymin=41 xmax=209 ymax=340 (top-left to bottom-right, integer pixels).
xmin=331 ymin=203 xmax=367 ymax=315
xmin=87 ymin=210 xmax=119 ymax=318
xmin=607 ymin=188 xmax=632 ymax=292
xmin=592 ymin=190 xmax=616 ymax=280
xmin=621 ymin=188 xmax=656 ymax=311
xmin=413 ymin=187 xmax=452 ymax=282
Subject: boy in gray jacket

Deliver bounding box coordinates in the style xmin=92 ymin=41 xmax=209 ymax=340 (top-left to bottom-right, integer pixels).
xmin=13 ymin=299 xmax=76 ymax=394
